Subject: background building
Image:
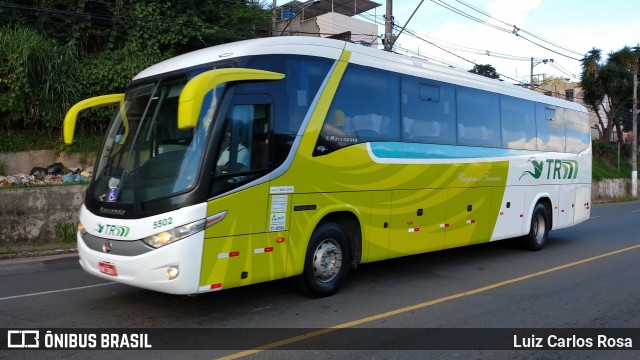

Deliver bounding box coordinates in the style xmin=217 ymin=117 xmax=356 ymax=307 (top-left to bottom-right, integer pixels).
xmin=274 ymin=0 xmax=381 ymax=46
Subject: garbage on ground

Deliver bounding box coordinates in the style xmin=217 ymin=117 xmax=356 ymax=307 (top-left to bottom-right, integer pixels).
xmin=46 ymin=162 xmax=65 ymax=175
xmin=0 ymin=163 xmax=93 ymax=188
xmin=30 ymin=167 xmax=47 ymax=178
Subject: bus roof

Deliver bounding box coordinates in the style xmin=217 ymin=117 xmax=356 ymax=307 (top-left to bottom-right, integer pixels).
xmin=133 ymin=36 xmax=586 ymax=113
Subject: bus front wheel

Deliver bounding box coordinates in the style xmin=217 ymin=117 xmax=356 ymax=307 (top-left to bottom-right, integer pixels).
xmin=298 ymin=223 xmax=350 ymax=298
xmin=521 ymin=203 xmax=549 ymax=251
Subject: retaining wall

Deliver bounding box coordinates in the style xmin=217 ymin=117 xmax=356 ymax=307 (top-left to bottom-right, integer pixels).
xmin=591 ymin=179 xmax=633 ymax=201
xmin=0 ymin=185 xmax=85 ymax=247
xmin=0 ymin=180 xmax=637 ymax=247
xmin=0 ymin=150 xmax=96 ymax=176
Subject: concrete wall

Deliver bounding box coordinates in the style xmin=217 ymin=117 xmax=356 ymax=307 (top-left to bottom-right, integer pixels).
xmin=274 ymin=12 xmax=378 ymax=45
xmin=316 ymin=12 xmax=379 ymax=45
xmin=0 ymin=185 xmax=85 ymax=246
xmin=592 ymin=178 xmax=635 ymax=201
xmin=0 ymin=180 xmax=637 ymax=247
xmin=0 ymin=150 xmax=96 ymax=176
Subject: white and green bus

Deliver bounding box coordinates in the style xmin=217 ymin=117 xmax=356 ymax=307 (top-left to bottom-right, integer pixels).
xmin=64 ymin=37 xmax=591 ymax=297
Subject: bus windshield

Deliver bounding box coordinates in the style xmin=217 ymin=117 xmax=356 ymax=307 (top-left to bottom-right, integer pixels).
xmin=92 ymin=77 xmax=221 ymax=205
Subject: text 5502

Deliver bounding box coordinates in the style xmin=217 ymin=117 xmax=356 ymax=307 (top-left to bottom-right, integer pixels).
xmin=153 ymin=217 xmax=173 ymax=229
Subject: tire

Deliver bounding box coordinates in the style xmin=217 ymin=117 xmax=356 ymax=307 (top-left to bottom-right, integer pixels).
xmin=521 ymin=203 xmax=550 ymax=251
xmin=298 ymin=223 xmax=350 ymax=298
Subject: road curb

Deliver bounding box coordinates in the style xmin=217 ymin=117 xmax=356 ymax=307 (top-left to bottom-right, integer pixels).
xmin=0 ymin=248 xmax=78 ymax=261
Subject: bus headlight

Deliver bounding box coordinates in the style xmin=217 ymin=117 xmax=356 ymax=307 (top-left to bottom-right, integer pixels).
xmin=142 ymin=219 xmax=206 ymax=248
xmin=77 ymin=222 xmax=87 ymax=235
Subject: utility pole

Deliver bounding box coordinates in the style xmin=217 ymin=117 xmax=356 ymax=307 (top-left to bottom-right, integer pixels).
xmin=384 ymin=0 xmax=393 ymax=51
xmin=632 ymin=50 xmax=638 ymax=197
xmin=530 ymin=57 xmax=553 ymax=88
xmin=530 ymin=57 xmax=533 ymax=88
xmin=272 ymin=0 xmax=277 ymax=36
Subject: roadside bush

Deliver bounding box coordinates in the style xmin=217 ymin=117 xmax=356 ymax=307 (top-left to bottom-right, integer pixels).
xmin=0 ymin=25 xmax=80 ymax=134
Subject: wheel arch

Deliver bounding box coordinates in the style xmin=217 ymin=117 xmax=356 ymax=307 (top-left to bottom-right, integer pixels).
xmin=526 ymin=194 xmax=553 ymax=232
xmin=317 ymin=211 xmax=362 ymax=269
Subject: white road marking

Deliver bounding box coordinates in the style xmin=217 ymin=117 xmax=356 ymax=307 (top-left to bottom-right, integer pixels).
xmin=0 ymin=282 xmax=116 ymax=301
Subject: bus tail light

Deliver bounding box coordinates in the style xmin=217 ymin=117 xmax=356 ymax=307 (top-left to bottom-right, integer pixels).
xmin=142 ymin=219 xmax=205 ymax=248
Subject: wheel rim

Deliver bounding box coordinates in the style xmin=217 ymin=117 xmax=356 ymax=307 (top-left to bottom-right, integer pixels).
xmin=312 ymin=238 xmax=342 ymax=283
xmin=533 ymin=212 xmax=546 ymax=244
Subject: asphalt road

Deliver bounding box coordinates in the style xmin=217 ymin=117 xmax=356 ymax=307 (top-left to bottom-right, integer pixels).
xmin=2 ymin=201 xmax=640 ymax=360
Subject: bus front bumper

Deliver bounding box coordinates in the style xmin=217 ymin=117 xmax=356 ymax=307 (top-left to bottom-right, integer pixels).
xmin=77 ymin=231 xmax=205 ymax=295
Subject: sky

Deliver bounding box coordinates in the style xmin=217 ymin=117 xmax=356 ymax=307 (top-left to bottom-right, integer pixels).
xmin=388 ymin=0 xmax=640 ymax=84
xmin=276 ymin=0 xmax=640 ymax=84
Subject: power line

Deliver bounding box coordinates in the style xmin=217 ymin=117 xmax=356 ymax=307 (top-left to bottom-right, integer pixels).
xmin=430 ymin=0 xmax=513 ymax=34
xmin=400 ymin=30 xmax=546 ymax=62
xmin=428 ymin=0 xmax=583 ymax=61
xmin=394 ymin=44 xmax=468 ymax=69
xmin=350 ymin=0 xmax=581 ymax=73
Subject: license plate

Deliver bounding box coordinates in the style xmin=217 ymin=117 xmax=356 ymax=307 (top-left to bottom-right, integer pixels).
xmin=98 ymin=261 xmax=117 ymax=276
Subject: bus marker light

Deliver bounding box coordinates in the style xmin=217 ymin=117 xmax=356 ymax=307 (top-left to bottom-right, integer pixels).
xmin=166 ymin=267 xmax=179 ymax=280
xmin=440 ymin=224 xmax=449 ymax=228
xmin=466 ymin=220 xmax=475 ymax=224
xmin=218 ymin=251 xmax=240 ymax=258
xmin=499 ymin=212 xmax=504 ymax=215
xmin=254 ymin=247 xmax=274 ymax=254
xmin=206 ymin=211 xmax=227 ymax=228
xmin=198 ymin=284 xmax=221 ymax=292
xmin=276 ymin=237 xmax=286 ymax=243
xmin=408 ymin=228 xmax=420 ymax=232
xmin=520 ymin=214 xmax=524 ymax=218
xmin=200 ymin=283 xmax=223 ymax=292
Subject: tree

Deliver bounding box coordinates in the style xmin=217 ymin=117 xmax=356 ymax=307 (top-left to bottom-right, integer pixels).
xmin=0 ymin=1 xmax=271 ymax=135
xmin=541 ymin=75 xmax=569 ymax=85
xmin=581 ymin=46 xmax=640 ymax=142
xmin=0 ymin=26 xmax=79 ymax=133
xmin=468 ymin=64 xmax=500 ymax=80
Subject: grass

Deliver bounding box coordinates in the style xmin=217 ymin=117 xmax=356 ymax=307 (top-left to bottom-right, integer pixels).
xmin=0 ymin=219 xmax=77 ymax=260
xmin=54 ymin=218 xmax=77 ymax=244
xmin=592 ymin=140 xmax=635 ymax=181
xmin=0 ymin=180 xmax=89 ymax=191
xmin=593 ymin=153 xmax=632 ymax=181
xmin=0 ymin=130 xmax=102 ymax=154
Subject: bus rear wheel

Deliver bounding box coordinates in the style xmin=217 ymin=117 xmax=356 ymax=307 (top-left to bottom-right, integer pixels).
xmin=521 ymin=203 xmax=549 ymax=251
xmin=298 ymin=223 xmax=350 ymax=298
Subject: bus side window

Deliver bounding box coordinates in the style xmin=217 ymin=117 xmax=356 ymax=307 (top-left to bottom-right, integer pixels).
xmin=314 ymin=65 xmax=399 ymax=156
xmin=500 ymin=95 xmax=536 ymax=150
xmin=565 ymin=109 xmax=590 ymax=153
xmin=400 ymin=76 xmax=456 ymax=145
xmin=211 ymin=102 xmax=272 ymax=196
xmin=536 ymin=104 xmax=565 ymax=152
xmin=216 ymin=104 xmax=271 ymax=174
xmin=456 ymin=87 xmax=500 ymax=147
xmin=250 ymin=104 xmax=271 ymax=170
